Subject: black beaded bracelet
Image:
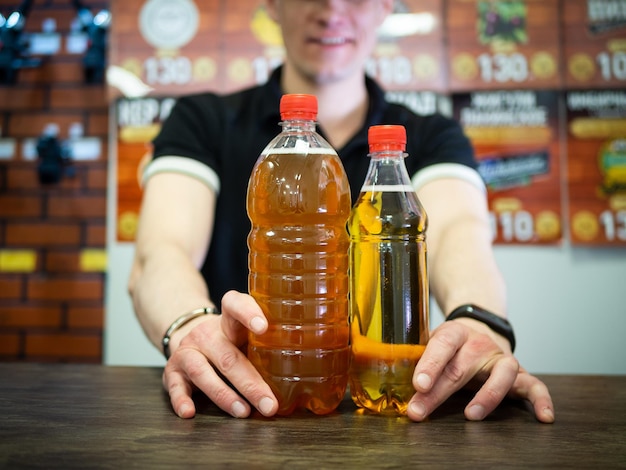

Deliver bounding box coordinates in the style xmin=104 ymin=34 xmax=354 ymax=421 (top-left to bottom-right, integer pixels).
xmin=162 ymin=307 xmax=219 ymax=359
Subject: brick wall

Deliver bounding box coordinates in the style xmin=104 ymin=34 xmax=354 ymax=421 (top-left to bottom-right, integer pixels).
xmin=0 ymin=0 xmax=109 ymax=362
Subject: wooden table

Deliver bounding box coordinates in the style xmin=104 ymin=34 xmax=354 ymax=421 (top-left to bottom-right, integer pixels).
xmin=1 ymin=364 xmax=625 ymax=468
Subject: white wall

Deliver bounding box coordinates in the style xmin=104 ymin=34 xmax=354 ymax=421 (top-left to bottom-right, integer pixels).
xmin=430 ymin=244 xmax=626 ymax=374
xmin=496 ymin=244 xmax=626 ymax=374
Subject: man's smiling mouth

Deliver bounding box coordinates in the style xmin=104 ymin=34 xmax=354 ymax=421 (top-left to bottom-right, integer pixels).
xmin=316 ymin=37 xmax=351 ymax=45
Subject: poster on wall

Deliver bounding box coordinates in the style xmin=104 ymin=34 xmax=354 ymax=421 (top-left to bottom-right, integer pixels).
xmin=374 ymin=0 xmax=450 ymax=116
xmin=109 ymin=0 xmax=453 ymax=241
xmin=453 ymin=90 xmax=563 ymax=244
xmin=108 ymin=0 xmax=222 ymax=98
xmin=562 ymin=0 xmax=626 ymax=90
xmin=369 ymin=0 xmax=446 ymax=93
xmin=566 ymin=90 xmax=626 ymax=245
xmin=446 ymin=0 xmax=562 ymax=92
xmin=108 ymin=0 xmax=448 ymax=99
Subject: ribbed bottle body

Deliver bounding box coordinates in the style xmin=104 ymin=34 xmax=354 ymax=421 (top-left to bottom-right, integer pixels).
xmin=247 ymin=143 xmax=351 ymax=415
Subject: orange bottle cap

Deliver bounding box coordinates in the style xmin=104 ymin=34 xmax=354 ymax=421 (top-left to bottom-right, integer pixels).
xmin=368 ymin=125 xmax=406 ymax=152
xmin=280 ymin=94 xmax=318 ymax=121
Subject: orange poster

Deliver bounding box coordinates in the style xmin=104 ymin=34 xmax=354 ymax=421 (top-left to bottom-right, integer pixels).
xmin=562 ymin=0 xmax=626 ymax=90
xmin=446 ymin=0 xmax=562 ymax=92
xmin=453 ymin=90 xmax=563 ymax=244
xmin=108 ymin=0 xmax=222 ymax=99
xmin=368 ymin=0 xmax=446 ymax=93
xmin=567 ymin=90 xmax=626 ymax=245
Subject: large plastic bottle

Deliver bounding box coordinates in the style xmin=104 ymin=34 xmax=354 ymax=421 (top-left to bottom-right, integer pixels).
xmin=348 ymin=125 xmax=429 ymax=415
xmin=246 ymin=94 xmax=351 ymax=415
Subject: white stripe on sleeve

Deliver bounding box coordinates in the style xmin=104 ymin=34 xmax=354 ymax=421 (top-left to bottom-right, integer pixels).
xmin=142 ymin=156 xmax=221 ymax=195
xmin=411 ymin=163 xmax=485 ymax=194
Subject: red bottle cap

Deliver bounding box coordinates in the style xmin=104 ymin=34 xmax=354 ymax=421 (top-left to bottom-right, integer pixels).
xmin=368 ymin=125 xmax=406 ymax=152
xmin=280 ymin=94 xmax=318 ymax=121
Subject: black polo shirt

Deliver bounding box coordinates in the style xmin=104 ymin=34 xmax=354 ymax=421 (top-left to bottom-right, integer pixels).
xmin=148 ymin=66 xmax=480 ymax=304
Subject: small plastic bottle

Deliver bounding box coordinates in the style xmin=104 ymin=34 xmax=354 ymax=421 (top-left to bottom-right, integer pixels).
xmin=348 ymin=124 xmax=429 ymax=415
xmin=246 ymin=94 xmax=351 ymax=415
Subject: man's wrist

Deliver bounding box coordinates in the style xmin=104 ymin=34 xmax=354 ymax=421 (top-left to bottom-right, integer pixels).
xmin=446 ymin=304 xmax=516 ymax=353
xmin=162 ymin=307 xmax=219 ymax=359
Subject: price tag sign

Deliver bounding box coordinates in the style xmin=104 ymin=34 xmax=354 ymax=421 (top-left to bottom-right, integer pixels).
xmin=567 ymin=90 xmax=626 ymax=245
xmin=446 ymin=0 xmax=562 ymax=91
xmin=453 ymin=91 xmax=563 ymax=244
xmin=563 ymin=0 xmax=626 ymax=89
xmin=367 ymin=0 xmax=446 ymax=92
xmin=108 ymin=0 xmax=221 ymax=98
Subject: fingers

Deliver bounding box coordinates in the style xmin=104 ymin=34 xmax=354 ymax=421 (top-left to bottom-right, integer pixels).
xmin=169 ymin=343 xmax=277 ymax=417
xmin=164 ymin=343 xmax=278 ymax=419
xmin=220 ymin=290 xmax=268 ymax=344
xmin=199 ymin=329 xmax=278 ymax=417
xmin=509 ymin=369 xmax=555 ymax=423
xmin=163 ymin=366 xmax=196 ymax=418
xmin=407 ymin=320 xmax=555 ymax=423
xmin=407 ymin=321 xmax=527 ymax=423
xmin=463 ymin=355 xmax=519 ymax=420
xmin=407 ymin=322 xmax=472 ymax=421
xmin=162 ymin=294 xmax=278 ymax=419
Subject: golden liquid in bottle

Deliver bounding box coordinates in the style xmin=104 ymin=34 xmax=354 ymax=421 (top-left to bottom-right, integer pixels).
xmin=247 ymin=149 xmax=351 ymax=415
xmin=349 ymin=189 xmax=429 ymax=415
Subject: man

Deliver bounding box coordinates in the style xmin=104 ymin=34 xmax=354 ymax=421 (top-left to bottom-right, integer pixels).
xmin=128 ymin=0 xmax=554 ymax=423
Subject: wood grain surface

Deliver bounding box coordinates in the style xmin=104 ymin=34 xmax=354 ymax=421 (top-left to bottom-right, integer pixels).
xmin=1 ymin=363 xmax=625 ymax=468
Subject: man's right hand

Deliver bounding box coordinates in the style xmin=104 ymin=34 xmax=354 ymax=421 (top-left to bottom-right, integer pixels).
xmin=162 ymin=290 xmax=279 ymax=419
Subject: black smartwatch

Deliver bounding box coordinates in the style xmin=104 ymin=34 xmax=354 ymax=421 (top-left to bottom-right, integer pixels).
xmin=446 ymin=304 xmax=516 ymax=352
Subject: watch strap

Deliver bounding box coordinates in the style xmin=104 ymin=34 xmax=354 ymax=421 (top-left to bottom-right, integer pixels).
xmin=446 ymin=304 xmax=516 ymax=352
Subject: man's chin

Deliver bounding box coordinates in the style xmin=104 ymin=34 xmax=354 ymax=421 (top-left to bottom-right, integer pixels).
xmin=302 ymin=64 xmax=360 ymax=86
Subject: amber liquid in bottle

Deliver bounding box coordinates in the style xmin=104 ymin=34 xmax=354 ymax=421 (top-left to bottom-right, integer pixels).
xmin=247 ymin=147 xmax=351 ymax=415
xmin=349 ymin=183 xmax=429 ymax=414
